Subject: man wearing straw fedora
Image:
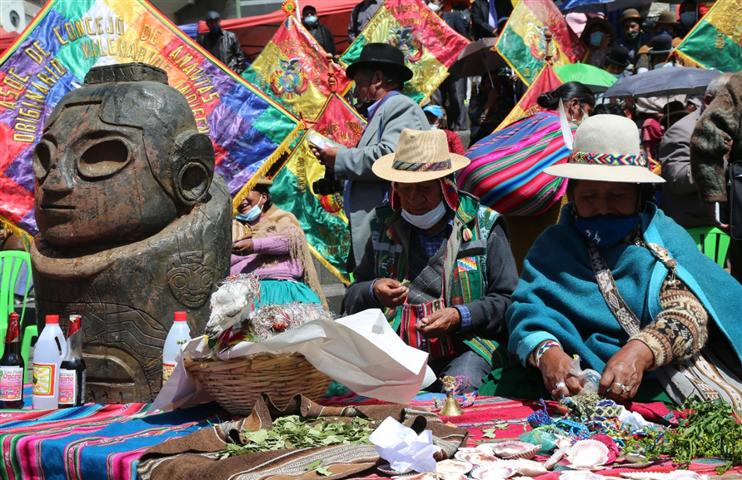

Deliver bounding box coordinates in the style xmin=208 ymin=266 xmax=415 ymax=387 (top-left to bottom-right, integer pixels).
xmin=310 ymin=43 xmax=429 ymax=270
xmin=343 ymin=129 xmax=518 ymax=391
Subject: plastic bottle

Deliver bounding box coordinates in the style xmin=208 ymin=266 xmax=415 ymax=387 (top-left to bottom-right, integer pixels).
xmin=162 ymin=311 xmax=191 ymax=386
xmin=0 ymin=312 xmax=24 ymax=409
xmin=59 ymin=314 xmax=86 ymax=408
xmin=32 ymin=314 xmax=67 ymax=410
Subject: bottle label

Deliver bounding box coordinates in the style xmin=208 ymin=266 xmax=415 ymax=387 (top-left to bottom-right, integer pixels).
xmin=58 ymin=369 xmax=77 ymax=405
xmin=0 ymin=366 xmax=23 ymax=401
xmin=162 ymin=362 xmax=176 ymax=385
xmin=32 ymin=363 xmax=57 ymax=397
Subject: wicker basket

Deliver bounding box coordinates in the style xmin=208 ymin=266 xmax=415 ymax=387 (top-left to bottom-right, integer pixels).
xmin=185 ymin=352 xmax=331 ymax=416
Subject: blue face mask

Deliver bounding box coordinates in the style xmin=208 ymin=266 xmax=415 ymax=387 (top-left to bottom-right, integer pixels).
xmin=236 ymin=204 xmax=262 ymax=223
xmin=574 ymin=214 xmax=641 ymax=247
xmin=303 ymin=15 xmax=318 ymax=25
xmin=589 ymin=31 xmax=605 ymax=47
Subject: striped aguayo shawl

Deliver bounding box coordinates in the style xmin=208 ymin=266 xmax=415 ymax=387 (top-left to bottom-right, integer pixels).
xmin=457 ymin=111 xmax=575 ymax=217
xmin=0 ymin=395 xmax=215 ymax=480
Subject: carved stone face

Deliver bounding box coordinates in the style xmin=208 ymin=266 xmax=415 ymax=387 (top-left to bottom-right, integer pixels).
xmin=34 ymin=102 xmax=178 ymax=249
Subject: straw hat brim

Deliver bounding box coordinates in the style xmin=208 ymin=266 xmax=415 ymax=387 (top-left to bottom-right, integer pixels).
xmin=372 ymin=152 xmax=470 ymax=183
xmin=544 ymin=163 xmax=665 ymax=183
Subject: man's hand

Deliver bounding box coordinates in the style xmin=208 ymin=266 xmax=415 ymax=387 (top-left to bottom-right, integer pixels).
xmin=708 ymin=202 xmax=730 ymax=232
xmin=373 ymin=278 xmax=408 ymax=308
xmin=309 ymin=143 xmax=338 ymax=170
xmin=599 ymin=340 xmax=654 ymax=402
xmin=232 ymin=238 xmax=254 ymax=255
xmin=417 ymin=308 xmax=461 ymax=338
xmin=538 ymin=348 xmax=583 ymax=399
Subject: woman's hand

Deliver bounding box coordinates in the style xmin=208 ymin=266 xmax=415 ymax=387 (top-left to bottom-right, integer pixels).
xmin=373 ymin=278 xmax=408 ymax=308
xmin=599 ymin=340 xmax=655 ymax=402
xmin=538 ymin=348 xmax=583 ymax=399
xmin=417 ymin=308 xmax=460 ymax=338
xmin=232 ymin=239 xmax=254 ymax=255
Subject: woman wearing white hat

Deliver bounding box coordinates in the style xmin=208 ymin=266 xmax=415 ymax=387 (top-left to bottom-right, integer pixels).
xmin=343 ymin=129 xmax=519 ymax=391
xmin=505 ymin=115 xmax=742 ymax=408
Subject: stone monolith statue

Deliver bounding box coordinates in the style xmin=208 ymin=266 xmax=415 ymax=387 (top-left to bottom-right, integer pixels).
xmin=31 ymin=63 xmax=231 ymax=402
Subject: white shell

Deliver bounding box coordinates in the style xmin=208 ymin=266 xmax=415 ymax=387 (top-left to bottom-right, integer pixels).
xmin=566 ymin=440 xmax=610 ymax=469
xmin=621 ymin=472 xmax=708 ymax=480
xmin=494 ymin=459 xmax=548 ymax=477
xmin=436 ymin=459 xmax=473 ymax=475
xmin=454 ymin=449 xmax=499 ymax=465
xmin=561 ymin=472 xmax=608 ymax=480
xmin=470 ymin=465 xmax=517 ymax=480
xmin=479 ymin=441 xmax=540 ymax=459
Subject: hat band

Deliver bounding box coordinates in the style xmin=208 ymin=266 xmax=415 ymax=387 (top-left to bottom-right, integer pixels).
xmin=572 ymin=151 xmax=647 ymax=167
xmin=392 ymin=158 xmax=452 ymax=172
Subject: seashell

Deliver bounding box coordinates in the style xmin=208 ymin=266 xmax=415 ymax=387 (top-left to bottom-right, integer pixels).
xmin=479 ymin=441 xmax=540 ymax=459
xmin=494 ymin=459 xmax=548 ymax=477
xmin=393 ymin=474 xmax=438 ymax=480
xmin=470 ymin=465 xmax=517 ymax=480
xmin=620 ymin=471 xmax=708 ymax=480
xmin=454 ymin=449 xmax=498 ymax=465
xmin=566 ymin=440 xmax=610 ymax=469
xmin=436 ymin=459 xmax=473 ymax=475
xmin=560 ymin=472 xmax=607 ymax=480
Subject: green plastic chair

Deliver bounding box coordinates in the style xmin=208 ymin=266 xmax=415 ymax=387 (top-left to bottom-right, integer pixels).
xmin=0 ymin=250 xmax=36 ymax=381
xmin=686 ymin=226 xmax=731 ymax=268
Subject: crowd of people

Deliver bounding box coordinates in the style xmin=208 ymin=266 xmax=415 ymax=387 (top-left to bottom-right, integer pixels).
xmin=226 ymin=13 xmax=742 ymax=407
xmin=2 ymin=0 xmax=737 ymax=410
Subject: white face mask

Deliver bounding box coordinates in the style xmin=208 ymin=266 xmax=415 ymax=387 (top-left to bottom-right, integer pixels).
xmin=428 ymin=2 xmax=442 ymax=11
xmin=401 ymin=201 xmax=447 ymax=230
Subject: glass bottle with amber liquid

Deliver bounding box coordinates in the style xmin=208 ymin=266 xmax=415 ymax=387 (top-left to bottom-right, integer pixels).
xmin=0 ymin=312 xmax=24 ymax=409
xmin=58 ymin=314 xmax=86 ymax=408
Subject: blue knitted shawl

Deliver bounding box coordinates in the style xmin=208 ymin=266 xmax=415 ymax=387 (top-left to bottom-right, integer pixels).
xmin=507 ymin=203 xmax=742 ymax=371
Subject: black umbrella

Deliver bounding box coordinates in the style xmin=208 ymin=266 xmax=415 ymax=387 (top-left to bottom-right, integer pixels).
xmin=604 ymin=66 xmax=721 ymax=97
xmin=448 ymin=37 xmax=505 ymax=78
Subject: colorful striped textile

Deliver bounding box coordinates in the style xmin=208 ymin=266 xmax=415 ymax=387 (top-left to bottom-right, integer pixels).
xmin=495 ymin=64 xmax=563 ymax=131
xmin=0 ymin=0 xmax=299 ymax=237
xmin=0 ymin=399 xmax=218 ymax=480
xmin=457 ymin=111 xmax=574 ymax=216
xmin=339 ymin=0 xmax=469 ymax=104
xmin=495 ymin=0 xmax=586 ymax=85
xmin=242 ymin=15 xmax=352 ymax=122
xmin=675 ymin=0 xmax=742 ymax=72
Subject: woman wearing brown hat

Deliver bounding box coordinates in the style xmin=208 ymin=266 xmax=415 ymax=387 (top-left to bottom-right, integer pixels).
xmin=343 ymin=129 xmax=519 ymax=392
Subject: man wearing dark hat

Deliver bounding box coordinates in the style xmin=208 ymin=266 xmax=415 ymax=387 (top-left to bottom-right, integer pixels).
xmin=603 ymin=45 xmax=630 ymax=76
xmin=197 ymin=11 xmax=247 ymax=74
xmin=310 ymin=43 xmax=429 ymax=269
xmin=647 ymin=32 xmax=675 ymax=69
xmin=302 ymin=5 xmax=335 ymax=55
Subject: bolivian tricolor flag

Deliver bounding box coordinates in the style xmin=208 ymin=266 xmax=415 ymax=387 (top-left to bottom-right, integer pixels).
xmin=235 ymin=95 xmax=366 ymax=282
xmin=496 ymin=0 xmax=586 ymax=85
xmin=340 ymin=0 xmax=469 ymax=104
xmin=243 ymin=16 xmax=352 ymax=121
xmin=675 ymin=0 xmax=742 ymax=72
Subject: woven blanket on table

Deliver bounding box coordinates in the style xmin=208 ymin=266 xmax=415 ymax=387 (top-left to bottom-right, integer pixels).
xmin=0 ymin=399 xmax=219 ymax=480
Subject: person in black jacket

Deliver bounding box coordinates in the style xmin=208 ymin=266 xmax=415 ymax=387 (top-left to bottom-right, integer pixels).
xmin=197 ymin=11 xmax=247 ymax=74
xmin=471 ymin=0 xmax=512 ymax=40
xmin=302 ymin=5 xmax=336 ymax=56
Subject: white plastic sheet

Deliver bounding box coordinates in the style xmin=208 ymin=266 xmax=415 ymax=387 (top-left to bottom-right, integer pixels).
xmin=153 ymin=309 xmax=435 ymax=411
xmin=369 ymin=417 xmax=438 ymax=473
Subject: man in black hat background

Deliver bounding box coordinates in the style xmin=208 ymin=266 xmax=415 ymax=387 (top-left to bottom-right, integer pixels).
xmin=310 ymin=43 xmax=429 ymax=269
xmin=302 ymin=5 xmax=336 ymax=56
xmin=197 ymin=11 xmax=247 ymax=74
xmin=603 ymin=45 xmax=630 ymax=76
xmin=616 ymin=8 xmax=644 ymax=66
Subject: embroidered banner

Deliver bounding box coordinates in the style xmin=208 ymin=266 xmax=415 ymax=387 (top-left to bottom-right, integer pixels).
xmin=495 ymin=0 xmax=586 ymax=85
xmin=339 ymin=0 xmax=469 ymax=104
xmin=675 ymin=0 xmax=742 ymax=72
xmin=0 ymin=0 xmax=299 ymax=235
xmin=242 ymin=15 xmax=352 ymax=122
